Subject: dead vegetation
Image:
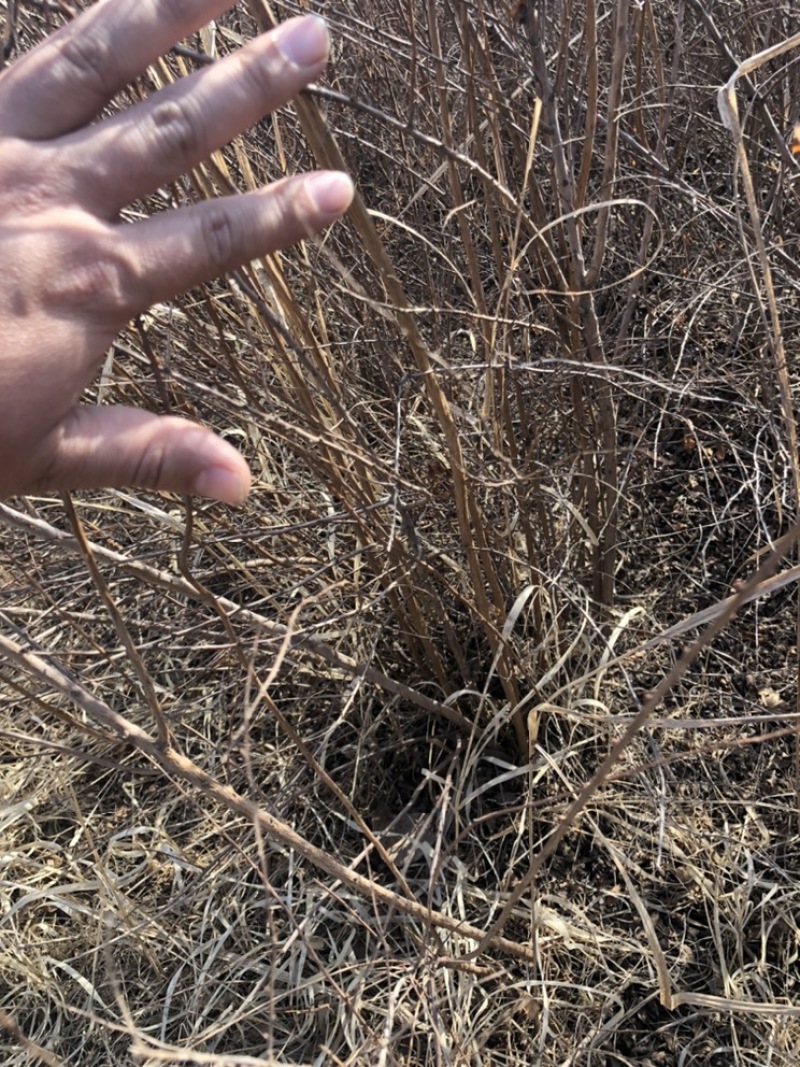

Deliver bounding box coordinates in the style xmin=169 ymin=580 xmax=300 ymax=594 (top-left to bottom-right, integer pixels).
xmin=3 ymin=0 xmax=800 ymax=1063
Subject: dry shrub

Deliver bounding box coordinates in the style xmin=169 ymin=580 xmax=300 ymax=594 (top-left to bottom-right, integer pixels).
xmin=3 ymin=0 xmax=800 ymax=1063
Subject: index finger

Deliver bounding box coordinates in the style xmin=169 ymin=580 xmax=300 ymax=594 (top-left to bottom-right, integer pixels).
xmin=0 ymin=0 xmax=237 ymax=140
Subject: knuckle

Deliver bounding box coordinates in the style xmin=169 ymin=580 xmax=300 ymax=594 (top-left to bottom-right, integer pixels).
xmin=48 ymin=231 xmax=141 ymax=319
xmin=199 ymin=205 xmax=238 ymax=272
xmin=57 ymin=28 xmax=116 ymax=97
xmin=235 ymin=46 xmax=277 ymax=97
xmin=130 ymin=442 xmax=168 ymax=492
xmin=0 ymin=143 xmax=59 ymax=215
xmin=149 ymin=98 xmax=206 ymax=161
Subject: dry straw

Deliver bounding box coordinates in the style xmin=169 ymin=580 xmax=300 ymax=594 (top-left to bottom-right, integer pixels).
xmin=4 ymin=1 xmax=800 ymax=1064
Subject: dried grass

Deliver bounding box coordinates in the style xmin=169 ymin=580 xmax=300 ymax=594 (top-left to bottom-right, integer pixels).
xmin=3 ymin=0 xmax=800 ymax=1064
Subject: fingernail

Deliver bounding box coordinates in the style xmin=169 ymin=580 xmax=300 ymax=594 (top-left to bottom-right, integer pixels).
xmin=276 ymin=15 xmax=329 ymax=69
xmin=193 ymin=466 xmax=250 ymax=505
xmin=307 ymin=171 xmax=354 ymax=215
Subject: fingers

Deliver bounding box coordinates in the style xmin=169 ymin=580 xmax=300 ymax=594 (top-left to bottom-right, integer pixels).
xmin=34 ymin=171 xmax=352 ymax=334
xmin=121 ymin=171 xmax=354 ymax=315
xmin=38 ymin=406 xmax=252 ymax=504
xmin=0 ymin=0 xmax=235 ymax=140
xmin=65 ymin=17 xmax=330 ymax=216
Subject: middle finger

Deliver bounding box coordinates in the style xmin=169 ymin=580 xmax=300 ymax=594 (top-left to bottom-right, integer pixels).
xmin=61 ymin=16 xmax=330 ymax=217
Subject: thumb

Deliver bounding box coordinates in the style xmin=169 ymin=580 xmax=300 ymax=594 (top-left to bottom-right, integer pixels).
xmin=38 ymin=406 xmax=251 ymax=504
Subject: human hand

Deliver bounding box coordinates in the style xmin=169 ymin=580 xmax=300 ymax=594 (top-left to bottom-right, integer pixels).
xmin=0 ymin=1 xmax=353 ymax=504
